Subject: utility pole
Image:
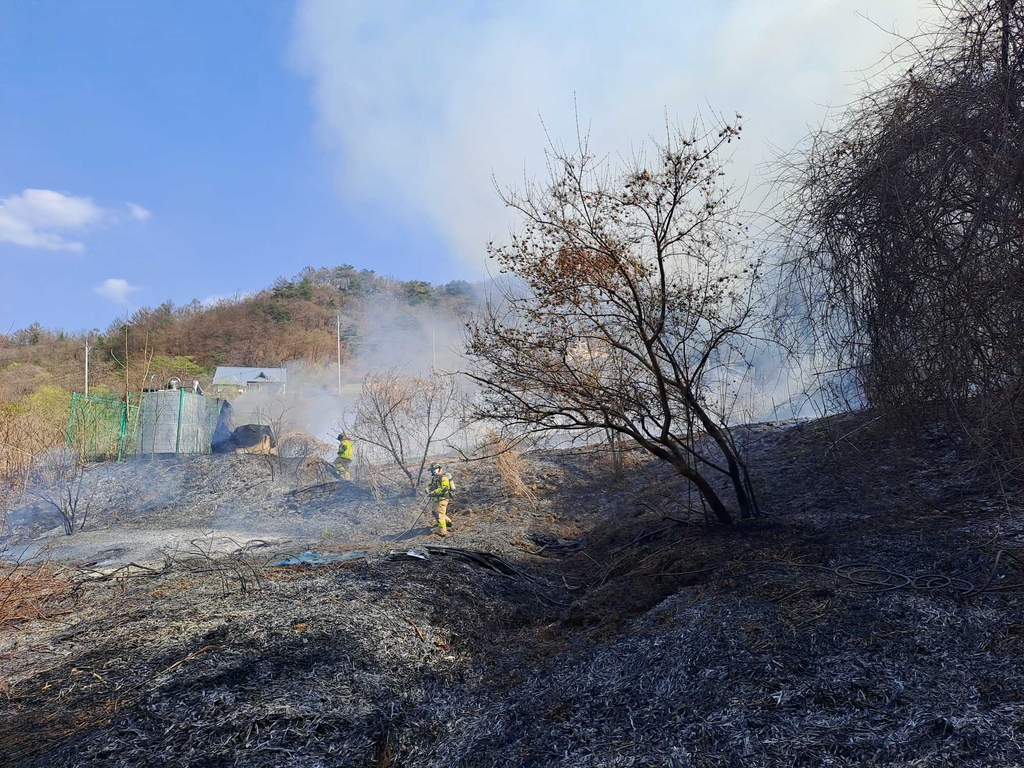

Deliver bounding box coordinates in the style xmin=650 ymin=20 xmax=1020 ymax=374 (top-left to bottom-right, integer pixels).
xmin=124 ymin=323 xmax=130 ymax=398
xmin=336 ymin=312 xmax=342 ymax=396
xmin=84 ymin=336 xmax=91 ymax=396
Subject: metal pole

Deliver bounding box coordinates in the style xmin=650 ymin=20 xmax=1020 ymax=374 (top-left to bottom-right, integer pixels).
xmin=84 ymin=337 xmax=90 ymax=396
xmin=66 ymin=393 xmax=76 ymax=447
xmin=431 ymin=329 xmax=436 ymax=372
xmin=124 ymin=324 xmax=130 ymax=398
xmin=118 ymin=395 xmax=129 ymax=462
xmin=336 ymin=312 xmax=342 ymax=396
xmin=175 ymin=387 xmax=184 ymax=455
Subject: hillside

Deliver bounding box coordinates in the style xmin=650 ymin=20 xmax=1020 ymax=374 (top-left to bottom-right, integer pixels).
xmin=0 ymin=266 xmax=477 ymax=476
xmin=0 ymin=265 xmax=477 ymax=401
xmin=3 ymin=412 xmax=1024 ymax=766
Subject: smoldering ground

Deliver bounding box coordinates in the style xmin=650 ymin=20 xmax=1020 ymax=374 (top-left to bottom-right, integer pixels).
xmin=5 ymin=411 xmax=1024 ymax=767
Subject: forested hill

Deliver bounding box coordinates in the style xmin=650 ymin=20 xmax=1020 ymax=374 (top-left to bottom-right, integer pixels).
xmin=0 ymin=265 xmax=479 ymax=400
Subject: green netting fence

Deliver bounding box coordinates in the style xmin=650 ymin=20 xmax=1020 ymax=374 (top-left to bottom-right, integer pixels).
xmin=66 ymin=390 xmax=227 ymax=460
xmin=65 ymin=392 xmax=138 ymax=461
xmin=135 ymin=389 xmax=224 ymax=455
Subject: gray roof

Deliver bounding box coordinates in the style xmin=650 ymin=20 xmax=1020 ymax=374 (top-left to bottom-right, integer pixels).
xmin=212 ymin=366 xmax=287 ymax=386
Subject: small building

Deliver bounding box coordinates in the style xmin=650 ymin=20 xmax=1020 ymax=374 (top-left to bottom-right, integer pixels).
xmin=212 ymin=366 xmax=287 ymax=396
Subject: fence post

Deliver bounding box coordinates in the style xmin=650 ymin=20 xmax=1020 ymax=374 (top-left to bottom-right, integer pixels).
xmin=117 ymin=394 xmax=129 ymax=462
xmin=175 ymin=387 xmax=185 ymax=455
xmin=66 ymin=392 xmax=77 ymax=448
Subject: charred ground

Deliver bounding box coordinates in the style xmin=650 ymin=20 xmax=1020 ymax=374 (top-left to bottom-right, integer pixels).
xmin=3 ymin=412 xmax=1024 ymax=767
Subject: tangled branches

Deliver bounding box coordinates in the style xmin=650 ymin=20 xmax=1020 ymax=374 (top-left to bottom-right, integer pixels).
xmin=779 ymin=0 xmax=1024 ymax=477
xmin=351 ymin=370 xmax=463 ymax=492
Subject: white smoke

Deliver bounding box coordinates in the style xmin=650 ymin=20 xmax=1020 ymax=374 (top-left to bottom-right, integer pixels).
xmin=227 ymin=294 xmax=473 ymax=447
xmin=291 ymin=0 xmax=940 ymax=271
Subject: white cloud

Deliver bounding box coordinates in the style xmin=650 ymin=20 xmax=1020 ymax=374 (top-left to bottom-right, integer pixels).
xmin=126 ymin=202 xmax=152 ymax=222
xmin=0 ymin=189 xmax=106 ymax=252
xmin=94 ymin=278 xmax=139 ymax=304
xmin=291 ymin=0 xmax=941 ymax=270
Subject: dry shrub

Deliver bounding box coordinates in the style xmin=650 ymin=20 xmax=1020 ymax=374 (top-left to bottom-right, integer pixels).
xmin=595 ymin=438 xmax=645 ymax=479
xmin=0 ymin=446 xmax=31 ymax=498
xmin=780 ymin=1 xmax=1024 ymax=482
xmin=353 ymin=369 xmax=463 ymax=492
xmin=0 ymin=555 xmax=70 ymax=630
xmin=277 ymin=430 xmax=330 ymax=460
xmin=165 ymin=535 xmax=270 ymax=596
xmin=28 ymin=448 xmax=89 ymax=536
xmin=0 ymin=469 xmax=27 ymax=537
xmin=0 ymin=386 xmax=72 ymax=476
xmin=620 ymin=445 xmax=645 ymax=472
xmin=361 ymin=458 xmax=386 ymax=504
xmin=277 ymin=431 xmax=335 ymax=491
xmin=0 ymin=387 xmax=74 ymax=529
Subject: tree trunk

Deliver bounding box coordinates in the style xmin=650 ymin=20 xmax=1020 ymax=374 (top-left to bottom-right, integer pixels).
xmin=727 ymin=460 xmax=755 ymax=520
xmin=675 ymin=461 xmax=733 ymax=525
xmin=688 ymin=398 xmax=755 ymax=520
xmin=607 ymin=427 xmax=624 ymax=481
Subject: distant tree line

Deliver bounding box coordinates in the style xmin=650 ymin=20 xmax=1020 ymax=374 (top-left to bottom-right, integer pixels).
xmin=0 ymin=267 xmax=479 ymax=397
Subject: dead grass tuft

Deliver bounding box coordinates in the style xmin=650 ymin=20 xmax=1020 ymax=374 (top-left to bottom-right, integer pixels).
xmin=489 ymin=434 xmax=536 ymax=506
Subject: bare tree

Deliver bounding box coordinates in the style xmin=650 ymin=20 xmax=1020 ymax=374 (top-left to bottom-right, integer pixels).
xmin=777 ymin=0 xmax=1024 ymax=477
xmin=29 ymin=448 xmax=89 ymax=535
xmin=352 ymin=370 xmax=463 ymax=492
xmin=466 ymin=117 xmax=763 ymax=524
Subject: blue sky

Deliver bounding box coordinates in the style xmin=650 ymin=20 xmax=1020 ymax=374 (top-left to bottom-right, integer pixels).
xmin=1 ymin=0 xmax=939 ymax=334
xmin=0 ymin=1 xmax=456 ymax=333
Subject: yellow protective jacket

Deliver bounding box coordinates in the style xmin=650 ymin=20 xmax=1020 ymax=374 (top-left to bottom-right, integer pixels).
xmin=337 ymin=439 xmax=354 ymax=462
xmin=429 ymin=473 xmax=453 ymax=500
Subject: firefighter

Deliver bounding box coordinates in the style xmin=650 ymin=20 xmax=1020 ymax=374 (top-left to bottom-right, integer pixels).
xmin=426 ymin=462 xmax=454 ymax=536
xmin=335 ymin=433 xmax=354 ymax=480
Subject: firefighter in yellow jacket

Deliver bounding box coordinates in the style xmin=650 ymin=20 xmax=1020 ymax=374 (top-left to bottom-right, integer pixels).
xmin=335 ymin=434 xmax=354 ymax=481
xmin=427 ymin=462 xmax=454 ymax=536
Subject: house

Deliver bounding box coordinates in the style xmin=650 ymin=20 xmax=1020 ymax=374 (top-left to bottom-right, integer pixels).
xmin=212 ymin=366 xmax=287 ymax=395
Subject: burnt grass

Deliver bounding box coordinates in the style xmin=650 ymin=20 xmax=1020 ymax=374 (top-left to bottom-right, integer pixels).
xmin=4 ymin=412 xmax=1024 ymax=767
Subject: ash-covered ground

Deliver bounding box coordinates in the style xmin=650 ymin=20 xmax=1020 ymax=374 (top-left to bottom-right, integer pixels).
xmin=3 ymin=413 xmax=1024 ymax=767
